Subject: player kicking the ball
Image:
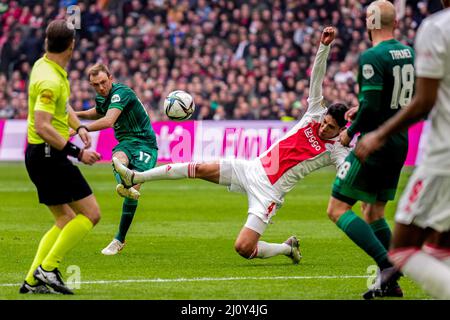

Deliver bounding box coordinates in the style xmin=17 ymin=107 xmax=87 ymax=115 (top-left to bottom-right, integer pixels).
xmin=114 ymin=27 xmax=349 ymax=263
xmin=75 ymin=63 xmax=158 ymax=255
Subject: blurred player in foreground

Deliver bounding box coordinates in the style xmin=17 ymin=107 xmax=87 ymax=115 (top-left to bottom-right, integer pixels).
xmin=114 ymin=27 xmax=350 ymax=264
xmin=356 ymin=1 xmax=450 ymax=299
xmin=75 ymin=63 xmax=158 ymax=255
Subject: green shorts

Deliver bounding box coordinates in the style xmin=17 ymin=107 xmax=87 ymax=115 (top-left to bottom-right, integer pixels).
xmin=113 ymin=140 xmax=158 ymax=172
xmin=332 ymin=151 xmax=403 ymax=205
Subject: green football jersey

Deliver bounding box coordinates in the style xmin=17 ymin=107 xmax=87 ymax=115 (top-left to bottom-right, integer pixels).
xmin=348 ymin=39 xmax=415 ymax=162
xmin=95 ymin=83 xmax=157 ymax=148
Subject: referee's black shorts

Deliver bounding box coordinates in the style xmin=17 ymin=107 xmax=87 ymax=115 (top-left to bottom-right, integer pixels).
xmin=25 ymin=143 xmax=93 ymax=206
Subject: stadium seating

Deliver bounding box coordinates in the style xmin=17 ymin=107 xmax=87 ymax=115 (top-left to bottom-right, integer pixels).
xmin=0 ymin=0 xmax=438 ymax=121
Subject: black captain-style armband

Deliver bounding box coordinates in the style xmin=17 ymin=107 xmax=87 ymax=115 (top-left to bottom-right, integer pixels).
xmin=62 ymin=141 xmax=82 ymax=160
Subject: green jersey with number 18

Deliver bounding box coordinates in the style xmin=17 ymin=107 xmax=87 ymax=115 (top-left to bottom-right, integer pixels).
xmin=95 ymin=83 xmax=158 ymax=149
xmin=349 ymin=39 xmax=415 ymax=162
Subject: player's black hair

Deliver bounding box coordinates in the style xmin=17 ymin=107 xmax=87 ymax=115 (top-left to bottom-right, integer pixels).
xmin=45 ymin=20 xmax=75 ymax=53
xmin=326 ymin=102 xmax=349 ymax=128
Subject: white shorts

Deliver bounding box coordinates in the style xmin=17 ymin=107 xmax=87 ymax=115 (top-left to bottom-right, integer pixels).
xmin=219 ymin=159 xmax=283 ymax=224
xmin=244 ymin=213 xmax=268 ymax=235
xmin=396 ymin=167 xmax=450 ymax=232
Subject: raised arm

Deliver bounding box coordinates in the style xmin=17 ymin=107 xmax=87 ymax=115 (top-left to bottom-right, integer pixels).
xmin=307 ymin=27 xmax=335 ymax=111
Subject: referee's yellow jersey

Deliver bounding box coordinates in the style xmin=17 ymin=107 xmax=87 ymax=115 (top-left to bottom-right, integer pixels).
xmin=27 ymin=54 xmax=70 ymax=144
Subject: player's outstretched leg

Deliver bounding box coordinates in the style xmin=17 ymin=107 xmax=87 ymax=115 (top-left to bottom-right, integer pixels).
xmin=113 ymin=157 xmax=219 ymax=185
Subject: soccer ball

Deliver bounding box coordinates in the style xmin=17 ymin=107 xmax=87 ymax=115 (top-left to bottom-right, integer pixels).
xmin=163 ymin=90 xmax=195 ymax=121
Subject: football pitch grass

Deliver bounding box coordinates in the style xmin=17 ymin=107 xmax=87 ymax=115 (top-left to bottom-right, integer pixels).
xmin=0 ymin=162 xmax=429 ymax=300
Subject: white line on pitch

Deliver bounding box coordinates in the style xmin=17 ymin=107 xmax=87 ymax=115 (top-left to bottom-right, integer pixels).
xmin=0 ymin=275 xmax=368 ymax=287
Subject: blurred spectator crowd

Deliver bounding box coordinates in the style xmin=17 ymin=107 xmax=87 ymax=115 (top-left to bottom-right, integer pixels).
xmin=0 ymin=0 xmax=443 ymax=121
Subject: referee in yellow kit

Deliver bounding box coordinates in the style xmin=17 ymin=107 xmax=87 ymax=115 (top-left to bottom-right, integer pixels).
xmin=20 ymin=20 xmax=101 ymax=295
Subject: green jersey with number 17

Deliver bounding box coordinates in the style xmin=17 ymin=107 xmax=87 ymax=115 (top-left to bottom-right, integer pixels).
xmin=353 ymin=39 xmax=415 ymax=161
xmin=95 ymin=83 xmax=158 ymax=149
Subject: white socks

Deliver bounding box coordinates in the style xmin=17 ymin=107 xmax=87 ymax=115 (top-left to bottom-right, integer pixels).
xmin=253 ymin=241 xmax=291 ymax=259
xmin=390 ymin=246 xmax=450 ymax=299
xmin=401 ymin=251 xmax=450 ymax=299
xmin=135 ymin=163 xmax=197 ymax=183
xmin=422 ymin=243 xmax=450 ymax=267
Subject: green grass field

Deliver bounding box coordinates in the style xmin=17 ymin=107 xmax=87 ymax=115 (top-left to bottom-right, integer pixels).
xmin=0 ymin=162 xmax=429 ymax=300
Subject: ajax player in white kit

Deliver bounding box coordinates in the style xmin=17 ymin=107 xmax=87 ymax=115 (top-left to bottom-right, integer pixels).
xmin=114 ymin=27 xmax=350 ymax=263
xmin=355 ymin=4 xmax=450 ymax=299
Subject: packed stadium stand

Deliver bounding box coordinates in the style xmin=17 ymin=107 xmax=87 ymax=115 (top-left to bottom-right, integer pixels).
xmin=0 ymin=0 xmax=443 ymax=121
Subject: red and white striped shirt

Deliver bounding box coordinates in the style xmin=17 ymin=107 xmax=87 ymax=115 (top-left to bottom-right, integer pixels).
xmin=258 ymin=43 xmax=349 ymax=195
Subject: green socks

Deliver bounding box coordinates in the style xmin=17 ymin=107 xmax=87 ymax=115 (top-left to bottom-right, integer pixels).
xmin=370 ymin=218 xmax=392 ymax=250
xmin=113 ymin=167 xmax=138 ymax=243
xmin=337 ymin=210 xmax=391 ymax=269
xmin=115 ymin=198 xmax=138 ymax=243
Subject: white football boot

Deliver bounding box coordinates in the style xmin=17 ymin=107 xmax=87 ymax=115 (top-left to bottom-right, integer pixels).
xmin=284 ymin=236 xmax=302 ymax=264
xmin=112 ymin=157 xmax=135 ymax=187
xmin=101 ymin=239 xmax=125 ymax=255
xmin=116 ymin=183 xmax=140 ymax=200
